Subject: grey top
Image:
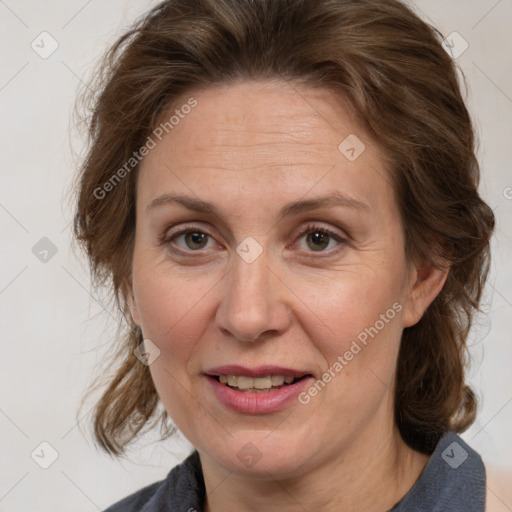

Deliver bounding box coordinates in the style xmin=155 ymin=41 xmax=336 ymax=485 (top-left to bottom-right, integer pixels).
xmin=104 ymin=431 xmax=486 ymax=511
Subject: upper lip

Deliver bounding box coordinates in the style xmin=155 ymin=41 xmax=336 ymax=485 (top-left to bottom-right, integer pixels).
xmin=205 ymin=365 xmax=312 ymax=378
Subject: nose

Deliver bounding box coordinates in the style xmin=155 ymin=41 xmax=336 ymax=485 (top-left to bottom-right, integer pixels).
xmin=215 ymin=248 xmax=291 ymax=343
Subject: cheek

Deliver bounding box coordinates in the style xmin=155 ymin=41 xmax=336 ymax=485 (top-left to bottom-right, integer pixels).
xmin=297 ymin=263 xmax=404 ymax=338
xmin=292 ymin=263 xmax=405 ymax=390
xmin=132 ymin=260 xmax=217 ymax=364
xmin=131 ymin=265 xmax=216 ymax=432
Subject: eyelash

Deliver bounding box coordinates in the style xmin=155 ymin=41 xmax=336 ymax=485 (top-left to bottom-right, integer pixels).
xmin=158 ymin=223 xmax=347 ymax=256
xmin=293 ymin=223 xmax=346 ymax=253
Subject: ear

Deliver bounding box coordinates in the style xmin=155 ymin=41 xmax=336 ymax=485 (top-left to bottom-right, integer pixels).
xmin=402 ymin=259 xmax=449 ymax=328
xmin=126 ymin=281 xmax=141 ymax=326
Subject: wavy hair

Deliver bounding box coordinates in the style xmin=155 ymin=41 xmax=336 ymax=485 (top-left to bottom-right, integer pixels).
xmin=73 ymin=0 xmax=495 ymax=455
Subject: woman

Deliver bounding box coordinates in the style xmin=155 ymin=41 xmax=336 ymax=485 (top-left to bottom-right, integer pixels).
xmin=73 ymin=0 xmax=495 ymax=510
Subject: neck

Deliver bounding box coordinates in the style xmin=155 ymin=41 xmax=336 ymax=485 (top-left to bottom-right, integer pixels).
xmin=200 ymin=423 xmax=430 ymax=512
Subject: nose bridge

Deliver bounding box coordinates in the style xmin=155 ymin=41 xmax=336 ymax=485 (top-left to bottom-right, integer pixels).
xmin=216 ymin=246 xmax=289 ymax=342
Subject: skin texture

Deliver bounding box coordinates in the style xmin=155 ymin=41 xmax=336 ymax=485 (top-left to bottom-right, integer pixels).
xmin=128 ymin=80 xmax=448 ymax=512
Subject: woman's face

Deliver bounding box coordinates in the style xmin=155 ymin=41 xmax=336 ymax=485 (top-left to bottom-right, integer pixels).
xmin=129 ymin=80 xmax=435 ymax=477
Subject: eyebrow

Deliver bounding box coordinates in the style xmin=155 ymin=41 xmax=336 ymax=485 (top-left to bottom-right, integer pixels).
xmin=146 ymin=192 xmax=370 ymax=217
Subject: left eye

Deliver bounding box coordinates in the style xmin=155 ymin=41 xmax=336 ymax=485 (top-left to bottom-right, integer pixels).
xmin=296 ymin=226 xmax=343 ymax=252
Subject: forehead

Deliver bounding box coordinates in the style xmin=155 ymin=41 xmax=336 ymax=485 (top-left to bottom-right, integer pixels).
xmin=153 ymin=80 xmax=366 ymax=161
xmin=137 ymin=80 xmax=395 ymax=216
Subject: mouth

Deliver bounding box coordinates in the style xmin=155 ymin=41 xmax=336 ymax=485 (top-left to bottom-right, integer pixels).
xmin=209 ymin=373 xmax=312 ymax=393
xmin=204 ymin=365 xmax=314 ymax=413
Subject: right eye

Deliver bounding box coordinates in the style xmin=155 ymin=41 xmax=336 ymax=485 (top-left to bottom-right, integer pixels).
xmin=161 ymin=228 xmax=218 ymax=252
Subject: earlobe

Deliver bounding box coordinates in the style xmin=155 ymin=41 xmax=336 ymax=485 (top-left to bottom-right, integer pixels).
xmin=402 ymin=262 xmax=449 ymax=328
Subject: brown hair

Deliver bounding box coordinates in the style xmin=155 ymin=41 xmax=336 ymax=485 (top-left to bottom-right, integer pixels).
xmin=73 ymin=0 xmax=495 ymax=455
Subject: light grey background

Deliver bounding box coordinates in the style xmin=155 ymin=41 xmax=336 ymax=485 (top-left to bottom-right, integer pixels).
xmin=1 ymin=1 xmax=511 ymax=511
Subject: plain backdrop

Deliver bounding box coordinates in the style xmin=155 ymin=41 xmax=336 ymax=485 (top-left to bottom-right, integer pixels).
xmin=1 ymin=1 xmax=511 ymax=511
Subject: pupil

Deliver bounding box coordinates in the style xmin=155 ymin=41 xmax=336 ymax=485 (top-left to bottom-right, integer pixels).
xmin=186 ymin=232 xmax=207 ymax=249
xmin=308 ymin=231 xmax=329 ymax=251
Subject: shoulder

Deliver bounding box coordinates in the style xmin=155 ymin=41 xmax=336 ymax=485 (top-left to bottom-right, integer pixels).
xmin=103 ymin=479 xmax=165 ymax=512
xmin=393 ymin=431 xmax=486 ymax=512
xmin=103 ymin=450 xmax=205 ymax=512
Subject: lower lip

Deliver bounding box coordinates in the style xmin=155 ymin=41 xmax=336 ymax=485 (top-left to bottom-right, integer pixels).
xmin=206 ymin=375 xmax=313 ymax=414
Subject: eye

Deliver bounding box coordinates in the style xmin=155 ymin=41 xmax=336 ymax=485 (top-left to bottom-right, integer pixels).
xmin=295 ymin=224 xmax=345 ymax=253
xmin=160 ymin=228 xmax=217 ymax=252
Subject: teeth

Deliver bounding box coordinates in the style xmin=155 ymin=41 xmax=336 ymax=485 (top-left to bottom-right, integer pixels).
xmin=254 ymin=376 xmax=272 ymax=389
xmin=237 ymin=376 xmax=254 ymax=390
xmin=271 ymin=375 xmax=285 ymax=386
xmin=217 ymin=374 xmax=299 ymax=390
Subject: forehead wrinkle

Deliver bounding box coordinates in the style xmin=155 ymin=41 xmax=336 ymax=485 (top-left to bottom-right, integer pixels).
xmin=186 ymin=141 xmax=337 ymax=153
xmin=173 ymin=160 xmax=338 ymax=173
xmin=184 ymin=110 xmax=342 ymax=144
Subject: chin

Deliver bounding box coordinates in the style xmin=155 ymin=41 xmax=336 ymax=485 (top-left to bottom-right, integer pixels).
xmin=203 ymin=433 xmax=316 ymax=478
